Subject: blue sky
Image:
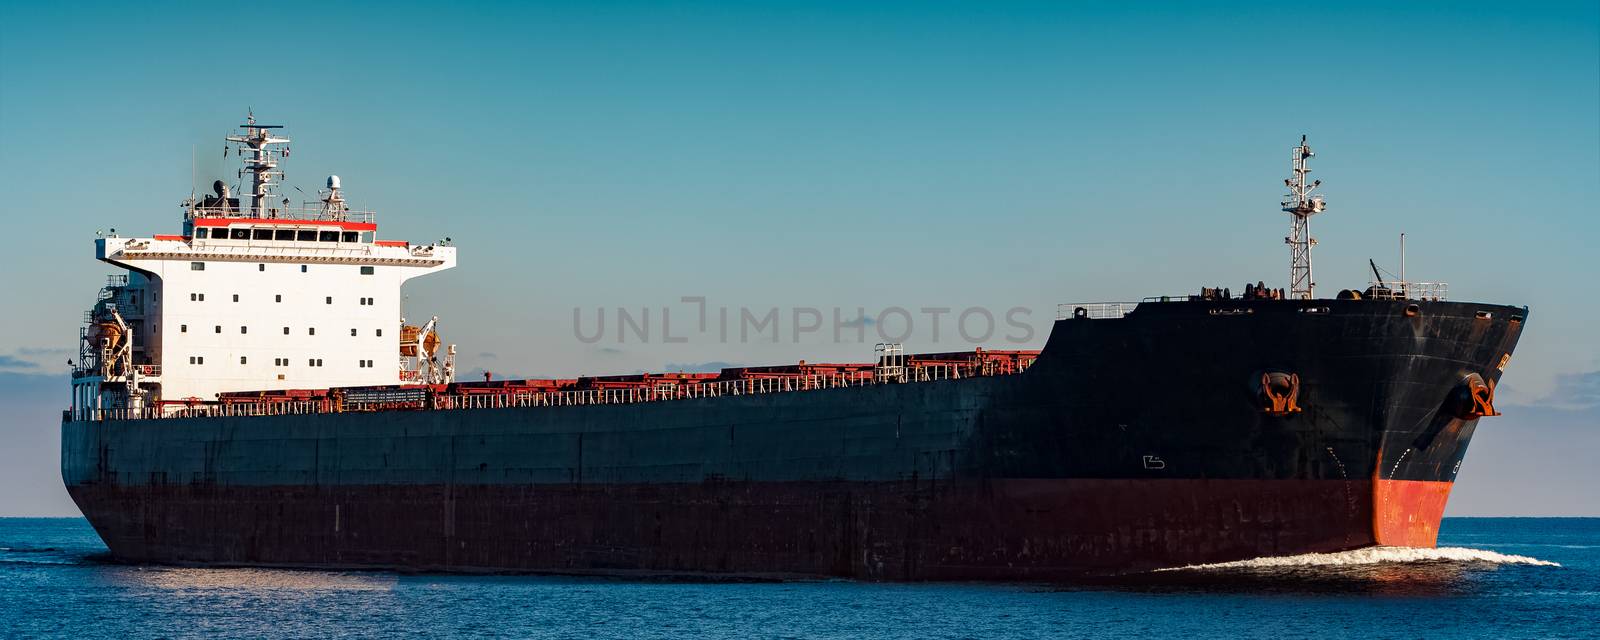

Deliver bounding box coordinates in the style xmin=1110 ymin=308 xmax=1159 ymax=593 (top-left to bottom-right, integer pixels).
xmin=1 ymin=1 xmax=1596 ymax=515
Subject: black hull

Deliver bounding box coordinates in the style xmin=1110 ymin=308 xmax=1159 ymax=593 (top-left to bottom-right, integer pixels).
xmin=62 ymin=299 xmax=1526 ymax=579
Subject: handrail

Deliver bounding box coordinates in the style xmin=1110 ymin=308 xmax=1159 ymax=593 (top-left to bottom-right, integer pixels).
xmin=67 ymin=359 xmax=1037 ymax=423
xmin=1367 ymin=280 xmax=1448 ymax=301
xmin=187 ymin=206 xmax=376 ymax=224
xmin=1056 ymin=302 xmax=1140 ymax=320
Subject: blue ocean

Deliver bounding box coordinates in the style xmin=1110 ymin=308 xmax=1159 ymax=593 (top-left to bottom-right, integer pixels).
xmin=1 ymin=518 xmax=1594 ymax=639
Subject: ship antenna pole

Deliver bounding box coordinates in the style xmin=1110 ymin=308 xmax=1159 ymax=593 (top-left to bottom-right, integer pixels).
xmin=1399 ymin=232 xmax=1407 ymax=298
xmin=224 ymin=111 xmax=291 ymax=218
xmin=1281 ymin=135 xmax=1327 ymax=299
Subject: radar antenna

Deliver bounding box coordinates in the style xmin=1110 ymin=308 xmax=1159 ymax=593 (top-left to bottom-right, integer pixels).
xmin=224 ymin=110 xmax=291 ymax=218
xmin=1281 ymin=135 xmax=1327 ymax=300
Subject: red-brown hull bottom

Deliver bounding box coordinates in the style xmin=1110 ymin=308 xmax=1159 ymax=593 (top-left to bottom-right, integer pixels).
xmin=1374 ymin=479 xmax=1454 ymax=547
xmin=68 ymin=478 xmax=1450 ymax=580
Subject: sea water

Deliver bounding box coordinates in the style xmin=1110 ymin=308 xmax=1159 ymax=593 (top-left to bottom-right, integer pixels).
xmin=1 ymin=518 xmax=1594 ymax=639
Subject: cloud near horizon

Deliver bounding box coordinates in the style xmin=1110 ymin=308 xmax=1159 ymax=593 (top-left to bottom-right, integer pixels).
xmin=0 ymin=355 xmax=39 ymax=371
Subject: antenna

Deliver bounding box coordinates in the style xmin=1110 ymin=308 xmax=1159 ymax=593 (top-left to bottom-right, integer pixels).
xmin=1281 ymin=135 xmax=1327 ymax=299
xmin=224 ymin=111 xmax=291 ymax=218
xmin=1400 ymin=232 xmax=1407 ymax=298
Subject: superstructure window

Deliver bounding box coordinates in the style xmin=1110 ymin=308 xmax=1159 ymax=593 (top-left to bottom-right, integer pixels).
xmin=350 ymin=328 xmax=357 ymax=336
xmin=342 ymin=232 xmax=359 ymax=243
xmin=195 ymin=228 xmax=209 ymax=239
xmin=275 ymin=295 xmax=282 ymax=303
xmin=180 ymin=324 xmax=187 ymax=333
xmin=300 ymin=265 xmax=308 ymax=273
xmin=240 ymin=356 xmax=247 ymax=365
xmin=283 ymin=327 xmax=290 ymax=335
xmin=360 ymin=232 xmax=374 ymax=243
xmin=297 ymin=230 xmax=317 ymax=242
xmin=360 ymin=266 xmax=375 ymax=276
xmin=231 ymin=228 xmax=249 ymax=240
xmin=275 ymin=230 xmax=295 ymax=241
xmin=214 ymin=325 xmax=221 ymax=333
xmin=190 ymin=262 xmax=205 ymax=271
xmin=258 ymin=264 xmax=266 ymax=272
xmin=189 ymin=356 xmax=204 ymax=365
xmin=240 ymin=326 xmax=248 ymax=334
xmin=252 ymin=229 xmax=272 ymax=240
xmin=308 ymin=327 xmax=316 ymax=336
xmin=319 ymin=231 xmax=339 ymax=242
xmin=232 ymin=294 xmax=239 ymax=302
xmin=326 ymin=296 xmax=333 ymax=304
xmin=376 ymin=328 xmax=383 ymax=337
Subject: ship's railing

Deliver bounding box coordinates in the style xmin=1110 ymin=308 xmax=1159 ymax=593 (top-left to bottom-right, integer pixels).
xmin=1367 ymin=281 xmax=1448 ymax=301
xmin=188 ymin=205 xmax=376 ymax=224
xmin=1056 ymin=302 xmax=1140 ymax=320
xmin=68 ymin=360 xmax=1035 ymax=422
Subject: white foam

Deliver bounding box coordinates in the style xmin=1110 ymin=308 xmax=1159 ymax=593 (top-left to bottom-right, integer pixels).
xmin=1158 ymin=546 xmax=1560 ymax=571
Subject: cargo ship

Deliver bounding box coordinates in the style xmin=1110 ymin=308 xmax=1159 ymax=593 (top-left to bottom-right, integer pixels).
xmin=61 ymin=118 xmax=1524 ymax=580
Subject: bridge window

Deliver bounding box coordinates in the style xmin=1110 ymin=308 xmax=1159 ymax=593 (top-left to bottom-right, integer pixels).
xmin=342 ymin=231 xmax=359 ymax=243
xmin=230 ymin=228 xmax=249 ymax=240
xmin=252 ymin=229 xmax=272 ymax=240
xmin=297 ymin=230 xmax=317 ymax=242
xmin=195 ymin=228 xmax=209 ymax=239
xmin=275 ymin=230 xmax=295 ymax=241
xmin=360 ymin=232 xmax=374 ymax=243
xmin=319 ymin=230 xmax=339 ymax=242
xmin=190 ymin=262 xmax=205 ymax=271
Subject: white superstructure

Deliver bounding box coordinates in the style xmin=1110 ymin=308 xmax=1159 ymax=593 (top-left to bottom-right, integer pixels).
xmin=71 ymin=114 xmax=457 ymax=415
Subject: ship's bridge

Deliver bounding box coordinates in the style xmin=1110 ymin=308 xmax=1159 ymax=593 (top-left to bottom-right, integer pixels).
xmin=71 ymin=114 xmax=458 ymax=417
xmin=189 ymin=209 xmax=379 ymax=245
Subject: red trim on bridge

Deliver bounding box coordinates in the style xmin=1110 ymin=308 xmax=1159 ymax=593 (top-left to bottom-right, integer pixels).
xmin=192 ymin=217 xmax=377 ymax=232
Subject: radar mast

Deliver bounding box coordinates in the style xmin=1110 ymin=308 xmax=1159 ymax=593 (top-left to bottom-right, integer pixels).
xmin=225 ymin=110 xmax=291 ymax=217
xmin=1281 ymin=135 xmax=1327 ymax=300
